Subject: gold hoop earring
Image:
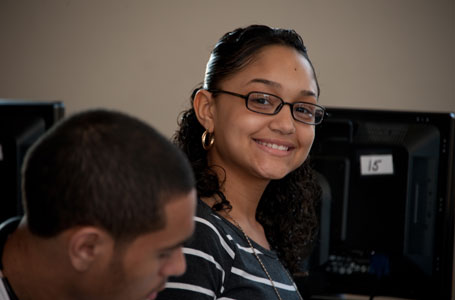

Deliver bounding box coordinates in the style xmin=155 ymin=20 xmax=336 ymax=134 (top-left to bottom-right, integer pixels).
xmin=201 ymin=130 xmax=215 ymax=150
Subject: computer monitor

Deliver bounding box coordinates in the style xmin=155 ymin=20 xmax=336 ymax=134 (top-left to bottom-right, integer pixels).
xmin=0 ymin=99 xmax=64 ymax=223
xmin=303 ymin=107 xmax=455 ymax=300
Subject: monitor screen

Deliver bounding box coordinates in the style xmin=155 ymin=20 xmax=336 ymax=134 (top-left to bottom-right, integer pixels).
xmin=302 ymin=107 xmax=455 ymax=300
xmin=0 ymin=99 xmax=64 ymax=223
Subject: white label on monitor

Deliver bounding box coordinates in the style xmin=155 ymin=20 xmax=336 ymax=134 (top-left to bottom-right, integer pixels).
xmin=360 ymin=154 xmax=394 ymax=175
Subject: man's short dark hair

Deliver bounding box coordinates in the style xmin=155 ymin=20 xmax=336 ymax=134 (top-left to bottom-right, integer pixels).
xmin=22 ymin=109 xmax=195 ymax=240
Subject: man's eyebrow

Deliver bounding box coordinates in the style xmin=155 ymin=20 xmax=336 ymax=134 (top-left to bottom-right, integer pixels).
xmin=158 ymin=235 xmax=194 ymax=252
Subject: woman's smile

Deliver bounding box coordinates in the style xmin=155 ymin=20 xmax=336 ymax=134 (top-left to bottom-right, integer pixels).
xmin=253 ymin=138 xmax=294 ymax=155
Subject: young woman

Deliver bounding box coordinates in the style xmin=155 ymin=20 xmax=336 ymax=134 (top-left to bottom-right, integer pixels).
xmin=157 ymin=24 xmax=324 ymax=300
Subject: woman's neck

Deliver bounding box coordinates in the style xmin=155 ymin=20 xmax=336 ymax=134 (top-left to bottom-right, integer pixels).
xmin=202 ymin=168 xmax=271 ymax=248
xmin=223 ymin=167 xmax=268 ymax=219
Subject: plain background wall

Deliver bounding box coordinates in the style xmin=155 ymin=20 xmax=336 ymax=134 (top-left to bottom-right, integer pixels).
xmin=1 ymin=0 xmax=454 ymax=137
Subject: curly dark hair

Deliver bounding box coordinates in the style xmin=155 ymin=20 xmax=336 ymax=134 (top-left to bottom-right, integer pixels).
xmin=174 ymin=25 xmax=322 ymax=273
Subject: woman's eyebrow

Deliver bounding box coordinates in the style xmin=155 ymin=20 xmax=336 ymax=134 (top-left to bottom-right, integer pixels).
xmin=301 ymin=90 xmax=317 ymax=97
xmin=247 ymin=78 xmax=282 ymax=89
xmin=248 ymin=78 xmax=317 ymax=98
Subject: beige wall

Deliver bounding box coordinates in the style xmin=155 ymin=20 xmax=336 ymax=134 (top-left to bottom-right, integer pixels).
xmin=1 ymin=0 xmax=454 ymax=137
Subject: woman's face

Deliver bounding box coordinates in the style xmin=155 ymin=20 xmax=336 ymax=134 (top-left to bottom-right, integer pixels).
xmin=207 ymin=45 xmax=318 ymax=182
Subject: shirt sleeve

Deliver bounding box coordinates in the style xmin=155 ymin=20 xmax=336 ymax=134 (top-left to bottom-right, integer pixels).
xmin=156 ymin=215 xmax=236 ymax=300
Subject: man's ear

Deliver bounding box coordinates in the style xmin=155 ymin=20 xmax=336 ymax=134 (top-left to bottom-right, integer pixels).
xmin=193 ymin=89 xmax=216 ymax=132
xmin=67 ymin=227 xmax=113 ymax=272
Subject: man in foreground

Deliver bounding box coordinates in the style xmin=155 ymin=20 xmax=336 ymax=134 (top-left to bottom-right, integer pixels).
xmin=0 ymin=109 xmax=196 ymax=300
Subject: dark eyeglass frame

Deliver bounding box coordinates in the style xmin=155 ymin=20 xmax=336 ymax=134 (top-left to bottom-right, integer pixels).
xmin=208 ymin=89 xmax=326 ymax=125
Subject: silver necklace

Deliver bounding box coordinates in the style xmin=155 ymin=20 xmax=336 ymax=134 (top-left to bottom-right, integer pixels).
xmin=226 ymin=213 xmax=303 ymax=300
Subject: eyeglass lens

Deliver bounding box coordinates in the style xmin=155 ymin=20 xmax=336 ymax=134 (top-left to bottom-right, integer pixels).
xmin=246 ymin=92 xmax=323 ymax=124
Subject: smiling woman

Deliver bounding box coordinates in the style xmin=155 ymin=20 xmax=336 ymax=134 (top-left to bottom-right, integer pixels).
xmin=156 ymin=24 xmax=323 ymax=300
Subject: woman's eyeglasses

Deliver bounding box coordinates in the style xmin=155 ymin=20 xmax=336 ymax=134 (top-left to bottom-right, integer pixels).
xmin=209 ymin=89 xmax=326 ymax=125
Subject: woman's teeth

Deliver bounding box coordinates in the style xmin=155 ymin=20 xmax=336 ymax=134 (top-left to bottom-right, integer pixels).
xmin=257 ymin=141 xmax=289 ymax=151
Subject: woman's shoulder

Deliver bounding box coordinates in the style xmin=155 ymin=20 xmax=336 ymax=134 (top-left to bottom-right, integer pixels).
xmin=188 ymin=198 xmax=238 ymax=259
xmin=194 ymin=198 xmax=233 ymax=237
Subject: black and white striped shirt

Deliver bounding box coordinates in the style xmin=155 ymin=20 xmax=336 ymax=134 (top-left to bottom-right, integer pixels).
xmin=156 ymin=198 xmax=302 ymax=300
